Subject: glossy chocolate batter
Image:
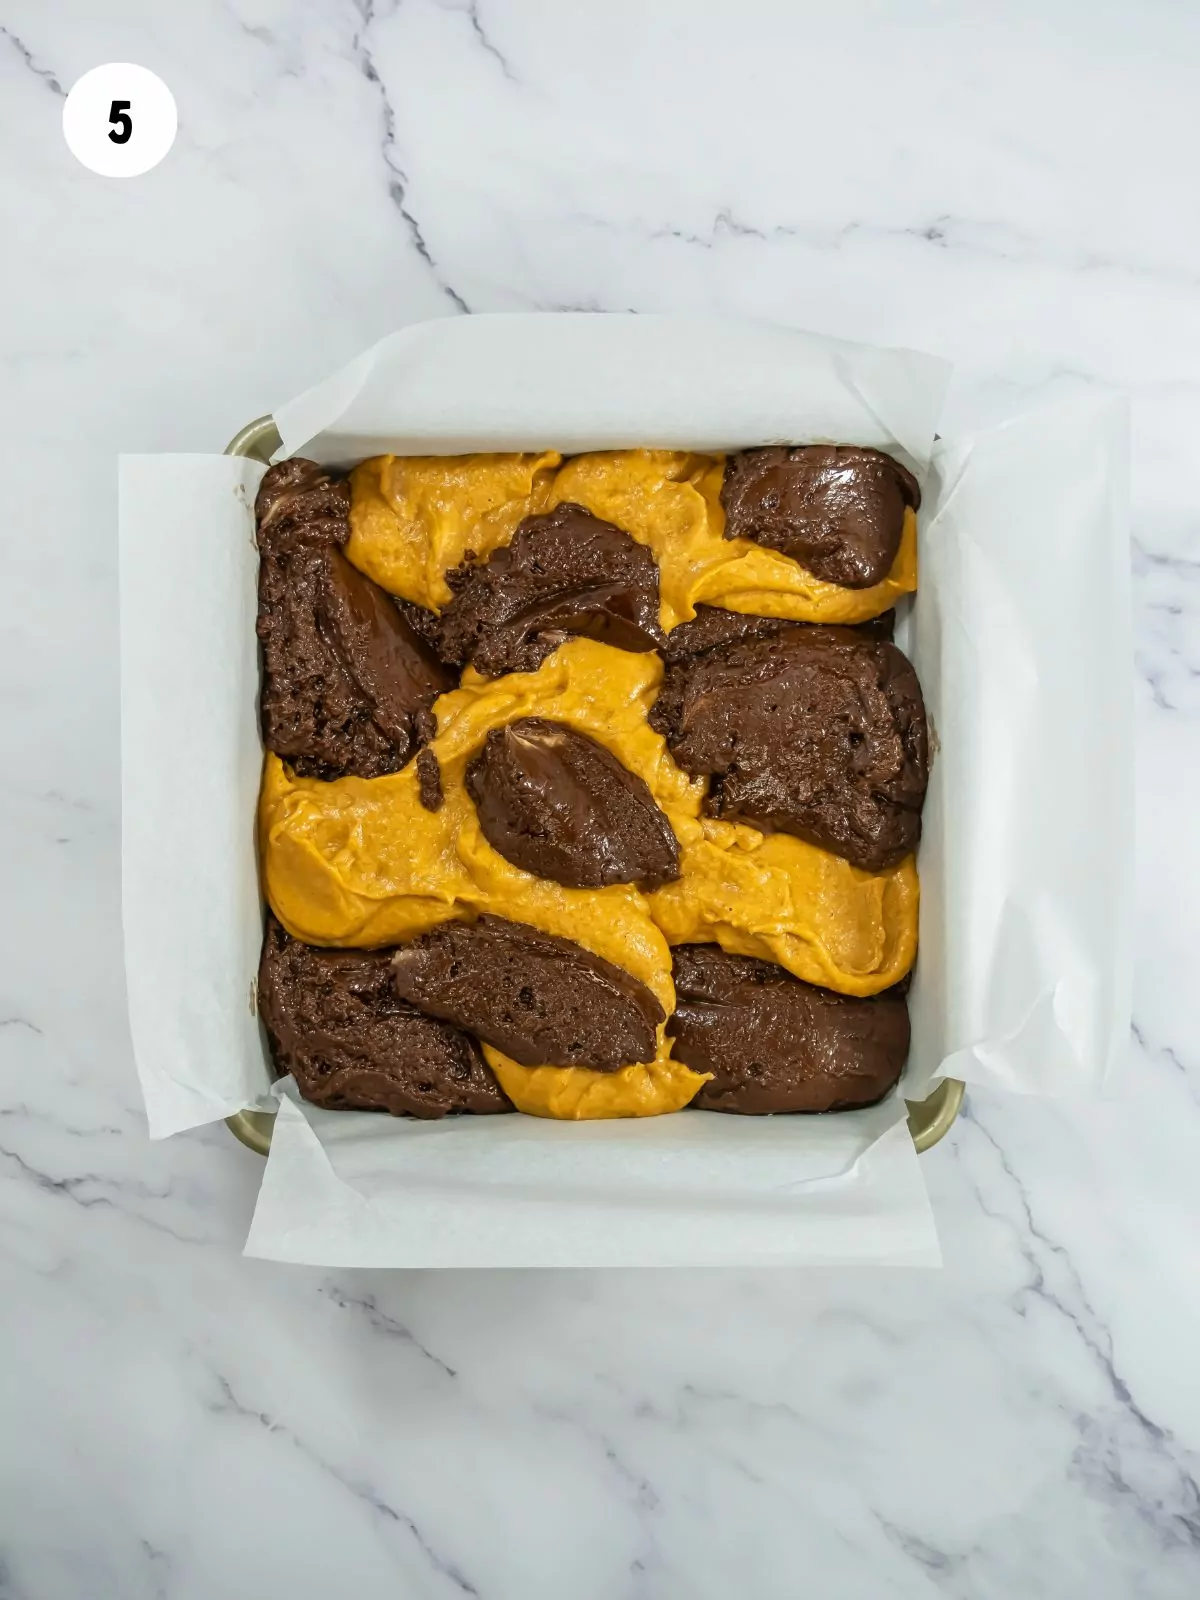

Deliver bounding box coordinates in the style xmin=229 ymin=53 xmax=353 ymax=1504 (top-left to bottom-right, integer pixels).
xmin=466 ymin=718 xmax=680 ymax=889
xmin=662 ymin=603 xmax=895 ymax=663
xmin=650 ymin=625 xmax=928 ymax=872
xmin=391 ymin=915 xmax=665 ymax=1070
xmin=416 ymin=749 xmax=444 ymax=812
xmin=721 ymin=446 xmax=920 ymax=589
xmin=668 ymin=943 xmax=909 ymax=1113
xmin=257 ymin=916 xmax=510 ymax=1117
xmin=437 ymin=503 xmax=665 ymax=677
xmin=255 ymin=458 xmax=453 ymax=779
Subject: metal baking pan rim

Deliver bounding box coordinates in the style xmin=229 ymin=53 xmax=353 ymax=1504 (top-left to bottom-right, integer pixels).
xmin=224 ymin=412 xmax=964 ymax=1158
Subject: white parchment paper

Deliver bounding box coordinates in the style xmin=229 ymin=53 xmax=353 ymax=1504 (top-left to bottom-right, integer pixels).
xmin=118 ymin=314 xmax=1130 ymax=1267
xmin=246 ymin=1083 xmax=939 ymax=1268
xmin=905 ymin=393 xmax=1133 ymax=1098
xmin=119 ymin=455 xmax=270 ymax=1136
xmin=274 ymin=312 xmax=949 ymax=471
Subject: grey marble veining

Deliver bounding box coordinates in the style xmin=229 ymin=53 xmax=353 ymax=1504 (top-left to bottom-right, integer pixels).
xmin=2 ymin=1 xmax=1198 ymax=1595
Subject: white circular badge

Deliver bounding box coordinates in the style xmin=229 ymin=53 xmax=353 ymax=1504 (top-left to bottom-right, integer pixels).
xmin=62 ymin=63 xmax=177 ymax=177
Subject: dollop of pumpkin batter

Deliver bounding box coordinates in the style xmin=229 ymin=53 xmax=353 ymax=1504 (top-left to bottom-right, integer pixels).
xmin=648 ymin=819 xmax=918 ymax=997
xmin=260 ymin=639 xmax=918 ymax=1117
xmin=346 ymin=451 xmax=561 ymax=610
xmin=344 ymin=448 xmax=915 ymax=630
xmin=483 ymin=1045 xmax=708 ymax=1121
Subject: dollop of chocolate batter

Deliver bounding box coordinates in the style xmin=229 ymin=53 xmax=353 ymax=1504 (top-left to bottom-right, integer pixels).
xmin=257 ymin=916 xmax=510 ymax=1117
xmin=466 ymin=718 xmax=680 ymax=889
xmin=721 ymin=446 xmax=920 ymax=589
xmin=437 ymin=503 xmax=665 ymax=677
xmin=255 ymin=455 xmax=351 ymax=550
xmin=650 ymin=625 xmax=928 ymax=872
xmin=391 ymin=915 xmax=665 ymax=1070
xmin=255 ymin=458 xmax=453 ymax=779
xmin=662 ymin=603 xmax=895 ymax=664
xmin=416 ymin=749 xmax=444 ymax=812
xmin=668 ymin=944 xmax=909 ymax=1113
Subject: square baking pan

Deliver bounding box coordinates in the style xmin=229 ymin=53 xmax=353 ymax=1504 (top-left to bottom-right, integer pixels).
xmin=224 ymin=413 xmax=964 ymax=1159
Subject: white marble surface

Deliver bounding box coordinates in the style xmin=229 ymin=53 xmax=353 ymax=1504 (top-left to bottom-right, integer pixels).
xmin=2 ymin=0 xmax=1198 ymax=1594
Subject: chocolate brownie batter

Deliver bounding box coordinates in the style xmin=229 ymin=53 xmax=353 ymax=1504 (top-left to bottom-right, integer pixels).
xmin=393 ymin=593 xmax=452 ymax=658
xmin=650 ymin=626 xmax=928 ymax=872
xmin=256 ymin=458 xmax=453 ymax=780
xmin=391 ymin=915 xmax=665 ymax=1070
xmin=257 ymin=917 xmax=510 ymax=1117
xmin=466 ymin=718 xmax=680 ymax=889
xmin=721 ymin=446 xmax=920 ymax=589
xmin=668 ymin=944 xmax=909 ymax=1114
xmin=437 ymin=503 xmax=665 ymax=677
xmin=416 ymin=749 xmax=444 ymax=812
xmin=662 ymin=604 xmax=895 ymax=664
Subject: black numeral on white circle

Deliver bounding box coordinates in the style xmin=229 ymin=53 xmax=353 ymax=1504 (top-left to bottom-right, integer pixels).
xmin=108 ymin=99 xmax=133 ymax=145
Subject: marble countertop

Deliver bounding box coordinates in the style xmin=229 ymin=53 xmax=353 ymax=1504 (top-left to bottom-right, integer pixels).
xmin=3 ymin=1 xmax=1198 ymax=1595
